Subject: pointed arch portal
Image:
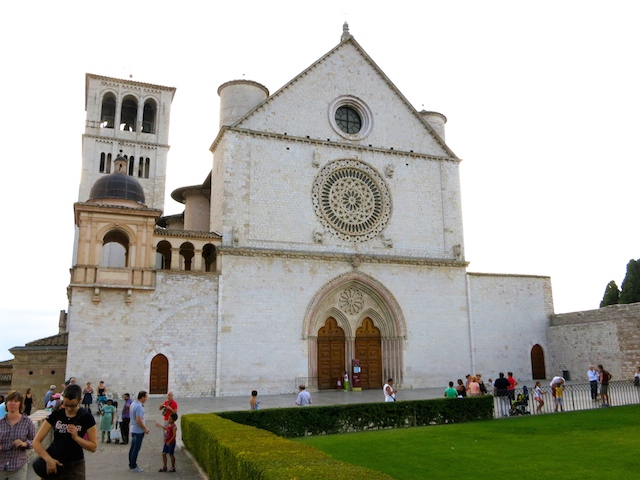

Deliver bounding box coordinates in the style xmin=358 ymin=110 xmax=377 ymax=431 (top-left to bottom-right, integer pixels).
xmin=305 ymin=272 xmax=405 ymax=390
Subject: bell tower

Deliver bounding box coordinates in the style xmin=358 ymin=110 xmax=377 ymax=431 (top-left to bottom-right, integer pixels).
xmin=80 ymin=74 xmax=176 ymax=211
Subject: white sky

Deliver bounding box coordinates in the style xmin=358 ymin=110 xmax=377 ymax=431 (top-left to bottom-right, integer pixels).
xmin=1 ymin=1 xmax=638 ymax=360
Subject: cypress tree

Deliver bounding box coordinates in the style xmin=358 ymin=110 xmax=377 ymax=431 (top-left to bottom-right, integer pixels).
xmin=599 ymin=280 xmax=620 ymax=307
xmin=619 ymin=259 xmax=640 ymax=304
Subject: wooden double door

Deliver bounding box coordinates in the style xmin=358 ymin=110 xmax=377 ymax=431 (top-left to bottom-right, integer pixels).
xmin=317 ymin=317 xmax=382 ymax=390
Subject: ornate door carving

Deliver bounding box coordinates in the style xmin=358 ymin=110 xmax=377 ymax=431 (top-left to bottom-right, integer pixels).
xmin=355 ymin=318 xmax=382 ymax=389
xmin=150 ymin=354 xmax=169 ymax=394
xmin=531 ymin=344 xmax=546 ymax=380
xmin=317 ymin=317 xmax=345 ymax=390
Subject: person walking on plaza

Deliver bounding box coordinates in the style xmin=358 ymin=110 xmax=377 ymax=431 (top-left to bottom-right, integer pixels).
xmin=494 ymin=373 xmax=511 ymax=417
xmin=598 ymin=364 xmax=612 ymax=407
xmin=587 ymin=365 xmax=599 ymax=400
xmin=99 ymin=399 xmax=116 ymax=443
xmin=296 ymin=385 xmax=313 ymax=406
xmin=0 ymin=390 xmax=36 ymax=480
xmin=534 ymin=381 xmax=544 ymax=413
xmin=383 ymin=379 xmax=397 ymax=402
xmin=444 ymin=381 xmax=458 ymax=398
xmin=507 ymin=372 xmax=518 ymax=401
xmin=23 ymin=388 xmax=33 ymax=416
xmin=121 ymin=393 xmax=132 ymax=445
xmin=82 ymin=382 xmax=94 ymax=414
xmin=156 ymin=413 xmax=178 ymax=473
xmin=129 ymin=391 xmax=150 ymax=473
xmin=159 ymin=391 xmax=178 ymax=426
xmin=33 ymin=384 xmax=97 ymax=479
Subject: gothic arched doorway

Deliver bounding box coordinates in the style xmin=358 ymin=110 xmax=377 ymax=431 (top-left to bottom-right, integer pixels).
xmin=150 ymin=354 xmax=169 ymax=394
xmin=355 ymin=318 xmax=382 ymax=389
xmin=317 ymin=317 xmax=346 ymax=390
xmin=531 ymin=344 xmax=546 ymax=380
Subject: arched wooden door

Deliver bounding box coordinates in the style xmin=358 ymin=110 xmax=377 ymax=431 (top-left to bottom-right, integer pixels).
xmin=355 ymin=318 xmax=382 ymax=390
xmin=531 ymin=344 xmax=546 ymax=380
xmin=317 ymin=318 xmax=345 ymax=390
xmin=150 ymin=354 xmax=169 ymax=394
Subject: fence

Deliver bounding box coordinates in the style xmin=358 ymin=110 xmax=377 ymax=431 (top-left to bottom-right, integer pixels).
xmin=493 ymin=380 xmax=640 ymax=417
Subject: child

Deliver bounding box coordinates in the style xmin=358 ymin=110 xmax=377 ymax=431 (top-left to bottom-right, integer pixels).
xmin=157 ymin=413 xmax=178 ymax=472
xmin=554 ymin=383 xmax=564 ymax=412
xmin=249 ymin=390 xmax=260 ymax=410
xmin=534 ymin=381 xmax=544 ymax=413
xmin=99 ymin=398 xmax=116 ymax=443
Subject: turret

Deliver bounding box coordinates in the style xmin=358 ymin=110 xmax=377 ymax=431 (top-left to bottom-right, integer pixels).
xmin=217 ymin=80 xmax=269 ymax=127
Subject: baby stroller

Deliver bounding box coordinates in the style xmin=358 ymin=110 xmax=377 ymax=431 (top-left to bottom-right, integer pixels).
xmin=509 ymin=386 xmax=530 ymax=416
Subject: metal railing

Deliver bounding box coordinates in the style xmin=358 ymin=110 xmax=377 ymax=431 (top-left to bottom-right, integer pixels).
xmin=492 ymin=380 xmax=640 ymax=417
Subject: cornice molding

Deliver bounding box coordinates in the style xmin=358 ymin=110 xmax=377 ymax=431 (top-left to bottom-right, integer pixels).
xmin=154 ymin=228 xmax=222 ymax=240
xmin=83 ymin=133 xmax=170 ymax=150
xmin=218 ymin=246 xmax=468 ymax=268
xmin=210 ymin=127 xmax=459 ymax=163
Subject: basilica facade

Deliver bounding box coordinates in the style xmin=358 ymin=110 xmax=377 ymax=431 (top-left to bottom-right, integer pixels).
xmin=64 ymin=25 xmax=553 ymax=397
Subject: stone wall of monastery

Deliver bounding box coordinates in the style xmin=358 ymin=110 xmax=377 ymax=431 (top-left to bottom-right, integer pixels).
xmin=467 ymin=273 xmax=553 ymax=383
xmin=548 ymin=303 xmax=640 ymax=381
xmin=66 ymin=272 xmax=218 ymax=398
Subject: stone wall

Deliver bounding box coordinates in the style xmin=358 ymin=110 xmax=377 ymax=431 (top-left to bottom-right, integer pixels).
xmin=468 ymin=273 xmax=553 ymax=382
xmin=548 ymin=303 xmax=640 ymax=382
xmin=10 ymin=346 xmax=67 ymax=407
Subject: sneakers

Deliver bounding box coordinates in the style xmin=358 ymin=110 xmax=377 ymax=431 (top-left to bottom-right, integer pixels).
xmin=169 ymin=468 xmax=176 ymax=472
xmin=159 ymin=467 xmax=167 ymax=472
xmin=129 ymin=467 xmax=144 ymax=472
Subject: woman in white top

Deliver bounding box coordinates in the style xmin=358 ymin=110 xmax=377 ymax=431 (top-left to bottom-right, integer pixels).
xmin=383 ymin=379 xmax=397 ymax=402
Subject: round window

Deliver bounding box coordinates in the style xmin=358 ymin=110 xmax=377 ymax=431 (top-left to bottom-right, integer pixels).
xmin=335 ymin=106 xmax=362 ymax=134
xmin=328 ymin=96 xmax=373 ymax=140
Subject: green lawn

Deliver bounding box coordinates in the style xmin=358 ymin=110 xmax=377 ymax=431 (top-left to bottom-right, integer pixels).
xmin=296 ymin=405 xmax=640 ymax=479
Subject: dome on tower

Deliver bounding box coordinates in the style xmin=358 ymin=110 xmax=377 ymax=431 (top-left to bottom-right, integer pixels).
xmin=89 ymin=154 xmax=146 ymax=205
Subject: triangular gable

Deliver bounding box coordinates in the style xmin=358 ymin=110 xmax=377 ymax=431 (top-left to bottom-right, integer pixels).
xmin=226 ymin=35 xmax=457 ymax=159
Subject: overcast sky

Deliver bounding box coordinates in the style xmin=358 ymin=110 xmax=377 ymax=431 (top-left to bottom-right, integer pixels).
xmin=1 ymin=1 xmax=638 ymax=360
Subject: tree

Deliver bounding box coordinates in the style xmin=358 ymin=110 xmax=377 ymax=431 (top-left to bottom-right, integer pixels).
xmin=619 ymin=259 xmax=640 ymax=304
xmin=600 ymin=280 xmax=620 ymax=307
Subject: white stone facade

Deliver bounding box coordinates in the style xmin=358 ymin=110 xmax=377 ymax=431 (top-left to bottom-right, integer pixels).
xmin=65 ymin=27 xmax=554 ymax=398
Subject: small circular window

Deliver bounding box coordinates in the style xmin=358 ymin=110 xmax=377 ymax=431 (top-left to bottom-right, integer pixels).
xmin=335 ymin=106 xmax=362 ymax=134
xmin=329 ymin=96 xmax=373 ymax=140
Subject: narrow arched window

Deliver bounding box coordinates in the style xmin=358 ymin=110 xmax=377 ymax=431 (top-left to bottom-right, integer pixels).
xmin=138 ymin=157 xmax=144 ymax=178
xmin=101 ymin=230 xmax=129 ymax=267
xmin=100 ymin=152 xmax=106 ymax=173
xmin=125 ymin=155 xmax=134 ymax=176
xmin=202 ymin=244 xmax=216 ymax=272
xmin=105 ymin=153 xmax=112 ymax=173
xmin=142 ymin=99 xmax=156 ymax=133
xmin=156 ymin=241 xmax=172 ymax=270
xmin=179 ymin=242 xmax=195 ymax=271
xmin=100 ymin=93 xmax=116 ymax=128
xmin=120 ymin=96 xmax=138 ymax=132
xmin=144 ymin=158 xmax=150 ymax=178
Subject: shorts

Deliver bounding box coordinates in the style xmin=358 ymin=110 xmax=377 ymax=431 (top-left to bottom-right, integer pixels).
xmin=600 ymin=384 xmax=609 ymax=395
xmin=163 ymin=442 xmax=176 ymax=455
xmin=555 ymin=397 xmax=564 ymax=406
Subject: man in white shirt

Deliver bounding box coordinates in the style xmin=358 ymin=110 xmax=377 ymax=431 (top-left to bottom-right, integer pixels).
xmin=587 ymin=365 xmax=600 ymax=400
xmin=295 ymin=385 xmax=312 ymax=406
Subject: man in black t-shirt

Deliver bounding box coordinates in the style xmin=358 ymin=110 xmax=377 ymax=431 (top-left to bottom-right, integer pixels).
xmin=493 ymin=372 xmax=511 ymax=417
xmin=33 ymin=384 xmax=97 ymax=478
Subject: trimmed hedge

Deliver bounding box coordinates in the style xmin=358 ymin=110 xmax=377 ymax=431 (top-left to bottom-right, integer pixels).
xmin=181 ymin=413 xmax=393 ymax=479
xmin=218 ymin=396 xmax=494 ymax=438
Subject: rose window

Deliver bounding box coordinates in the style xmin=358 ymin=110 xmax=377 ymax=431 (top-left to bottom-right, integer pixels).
xmin=313 ymin=159 xmax=391 ymax=242
xmin=339 ymin=287 xmax=364 ymax=315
